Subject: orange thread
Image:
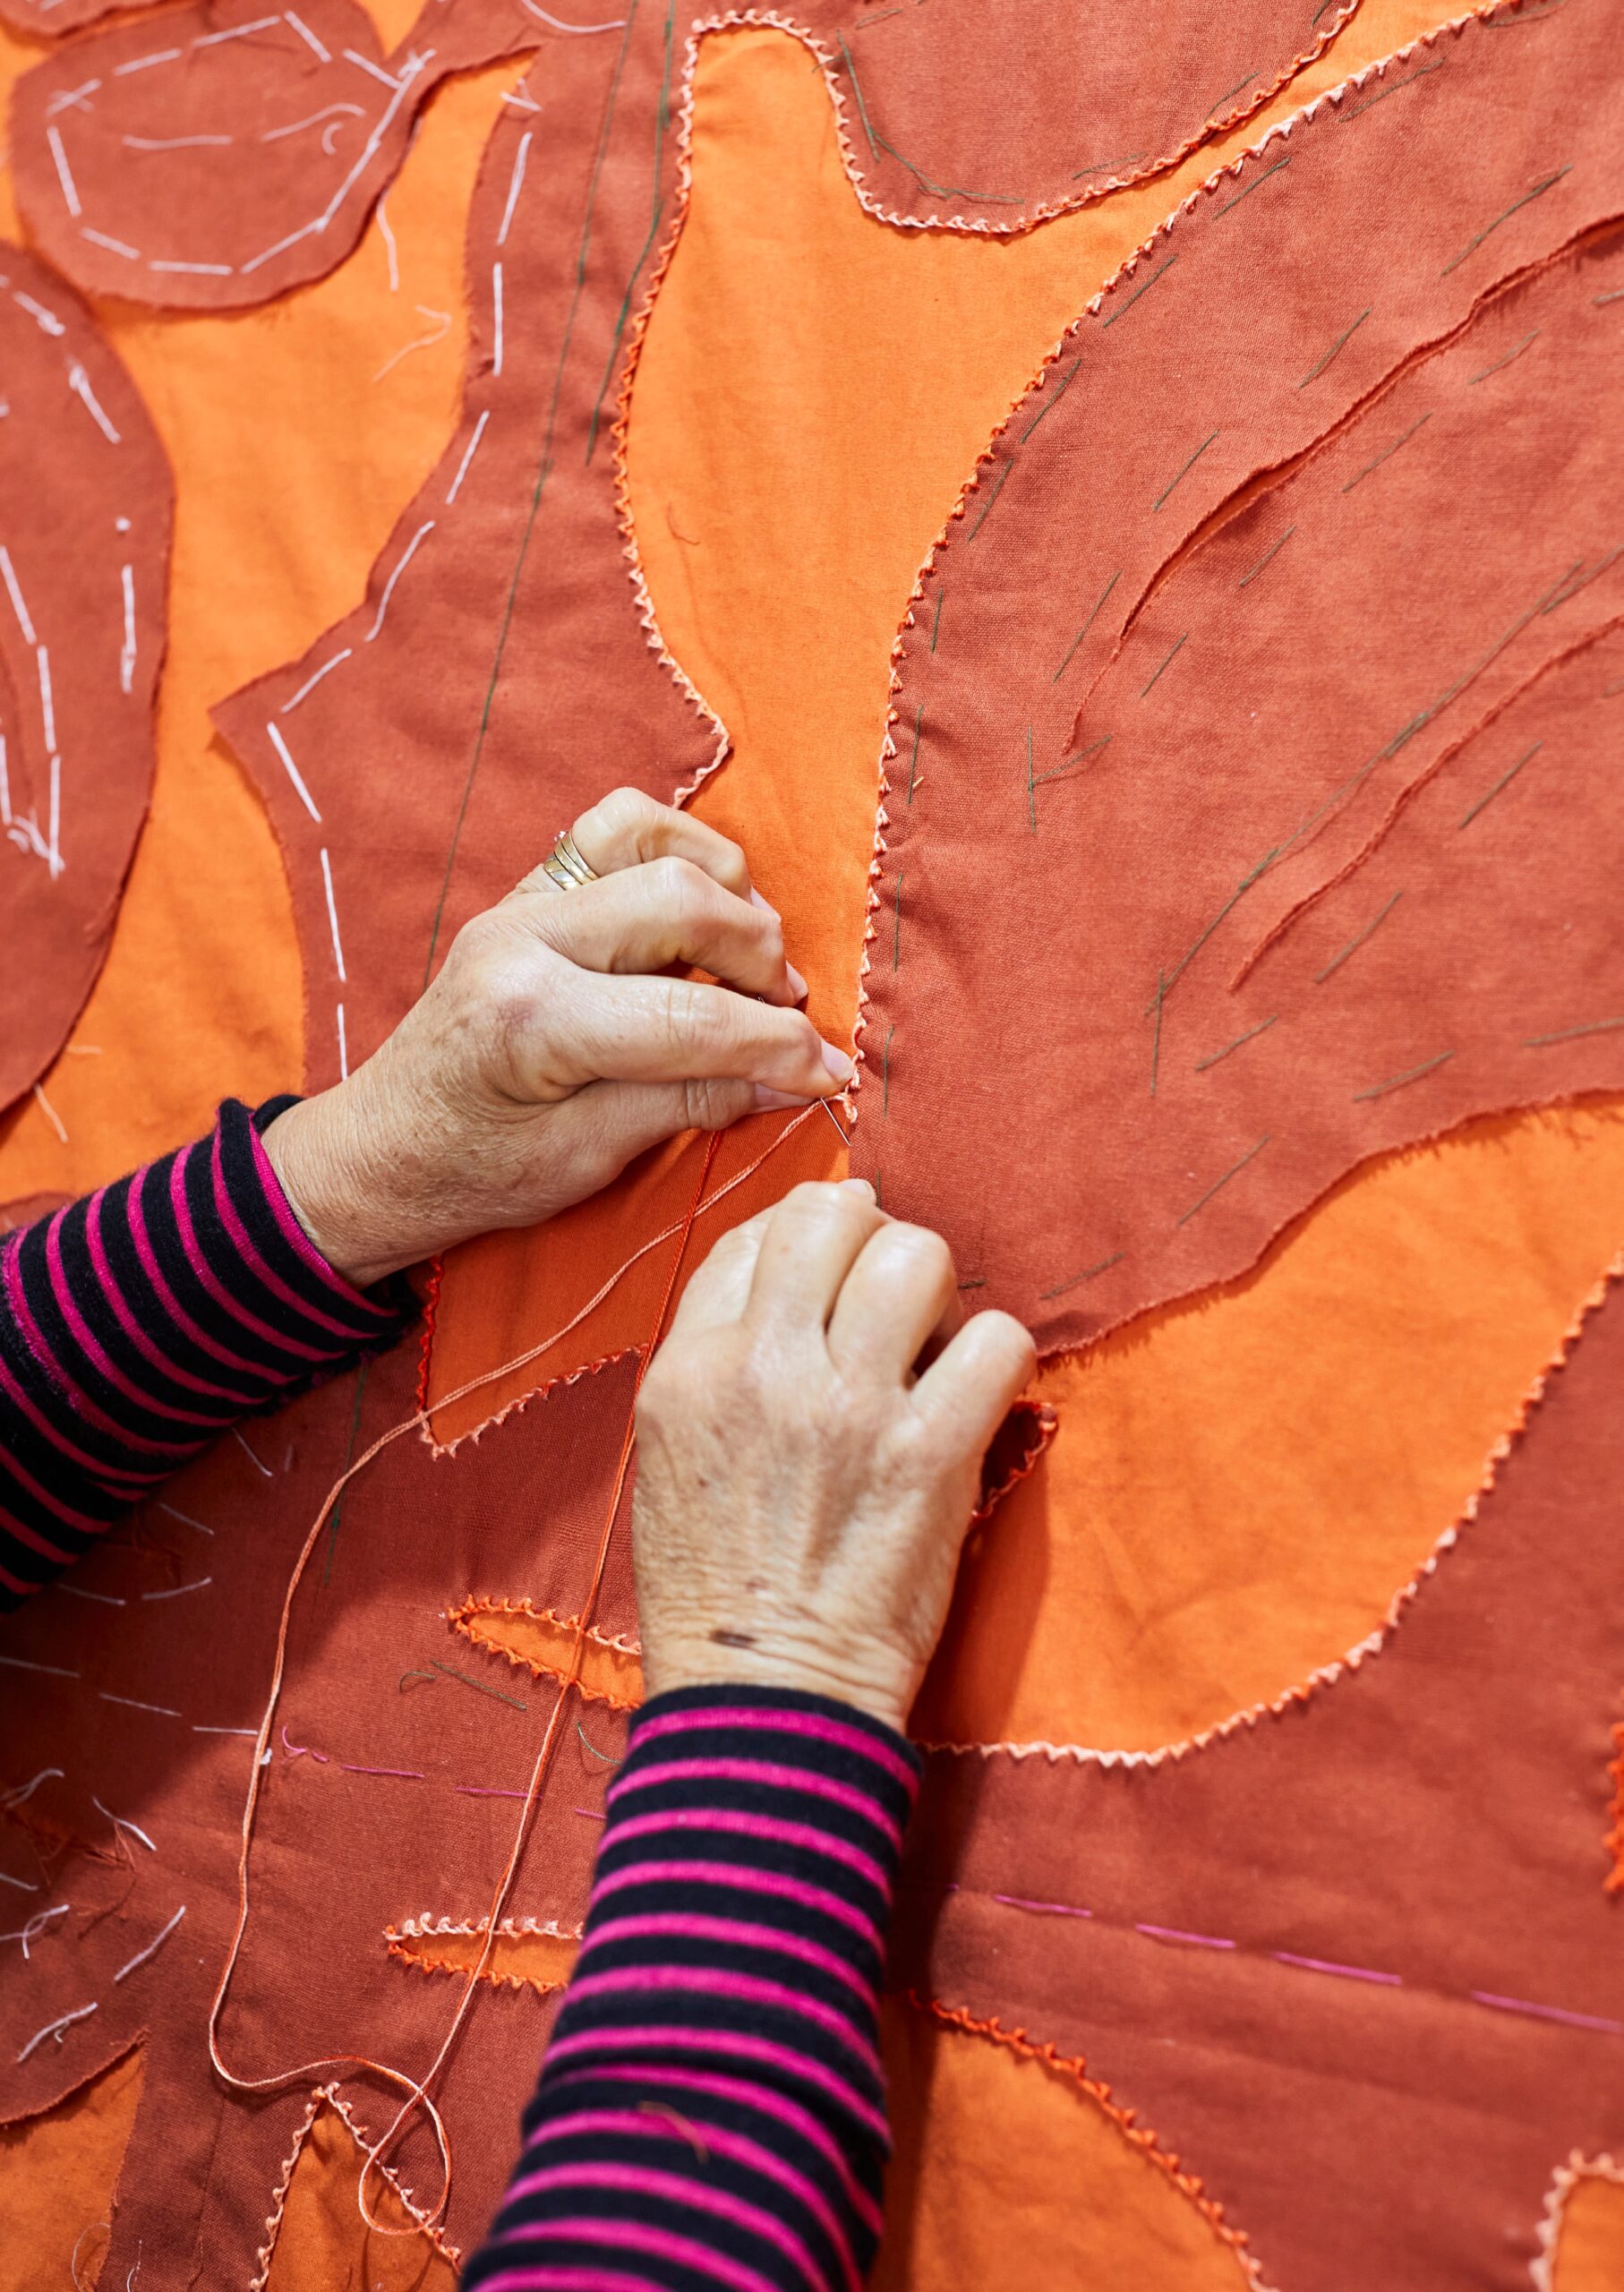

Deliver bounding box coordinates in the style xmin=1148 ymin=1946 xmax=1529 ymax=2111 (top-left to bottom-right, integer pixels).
xmin=413 ymin=1252 xmax=446 ymax=1417
xmin=905 ymin=1991 xmax=1254 ymax=2262
xmin=1605 ymin=1720 xmax=1624 ymax=1894
xmin=384 ymin=1933 xmax=571 ymax=2000
xmin=209 ymin=1124 xmax=730 ymax=2238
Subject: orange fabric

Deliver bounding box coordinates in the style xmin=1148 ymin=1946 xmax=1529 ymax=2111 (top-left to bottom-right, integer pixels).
xmin=432 ymin=14 xmax=1624 ymax=1764
xmin=0 ymin=2043 xmax=142 ymax=2289
xmin=0 ymin=56 xmax=524 ymax=1203
xmin=263 ymin=2098 xmax=459 ymax=2291
xmin=388 ymin=1920 xmax=581 ymax=1995
xmin=1552 ymin=2170 xmax=1624 ymax=2292
xmin=875 ymin=1997 xmax=1251 ymax=2292
xmin=452 ymin=1597 xmax=646 ymax=1707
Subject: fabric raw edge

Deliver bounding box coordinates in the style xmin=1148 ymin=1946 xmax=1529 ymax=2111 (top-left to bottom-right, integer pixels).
xmin=450 ymin=1590 xmax=643 ymax=1663
xmin=419 ymin=1346 xmax=641 ymax=1461
xmin=385 ymin=1912 xmax=584 ymax=1996
xmin=919 ymin=1245 xmax=1624 ymax=1766
xmin=248 ymin=2078 xmax=463 ymax=2286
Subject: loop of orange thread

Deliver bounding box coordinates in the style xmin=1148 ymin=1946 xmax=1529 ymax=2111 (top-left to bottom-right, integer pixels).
xmin=208 ymin=1116 xmax=794 ymax=2236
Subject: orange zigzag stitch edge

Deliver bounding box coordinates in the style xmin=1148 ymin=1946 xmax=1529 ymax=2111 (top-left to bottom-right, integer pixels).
xmin=904 ymin=1992 xmax=1270 ymax=2290
xmin=451 ymin=1592 xmax=643 ymax=1669
xmin=919 ymin=1247 xmax=1624 ymax=1768
xmin=386 ymin=1913 xmax=583 ymax=1998
xmin=1604 ymin=1723 xmax=1624 ymax=1895
xmin=420 ymin=1345 xmax=642 ymax=1461
xmin=1532 ymin=2150 xmax=1624 ymax=2292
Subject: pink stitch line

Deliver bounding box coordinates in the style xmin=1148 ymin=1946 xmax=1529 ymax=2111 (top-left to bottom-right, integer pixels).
xmin=575 ymin=1807 xmax=607 ymax=1820
xmin=455 ymin=1784 xmax=527 ymax=1798
xmin=1138 ymin=1921 xmax=1236 ymax=1950
xmin=1274 ymin=1951 xmax=1402 ymax=1986
xmin=340 ymin=1764 xmax=424 ymax=1780
xmin=1470 ymin=1990 xmax=1623 ymax=2034
xmin=280 ymin=1724 xmax=328 ymax=1763
xmin=991 ymin=1892 xmax=1093 ymax=1918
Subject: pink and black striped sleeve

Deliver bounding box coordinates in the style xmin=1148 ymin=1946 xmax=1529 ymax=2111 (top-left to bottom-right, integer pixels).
xmin=0 ymin=1096 xmax=413 ymax=1606
xmin=465 ymin=1684 xmax=921 ymax=2292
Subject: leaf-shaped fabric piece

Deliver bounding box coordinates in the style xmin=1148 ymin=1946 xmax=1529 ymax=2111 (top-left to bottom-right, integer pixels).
xmin=851 ymin=0 xmax=1624 ymax=1354
xmin=894 ymin=1270 xmax=1624 ymax=2292
xmin=0 ymin=247 xmax=169 ymax=1120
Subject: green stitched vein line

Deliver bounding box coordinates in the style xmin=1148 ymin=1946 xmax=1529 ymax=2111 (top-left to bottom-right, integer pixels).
xmin=1209 ymin=153 xmax=1290 ymax=220
xmin=967 ymin=458 xmax=1013 ymax=541
xmin=1040 ymin=1251 xmax=1124 ymax=1301
xmin=1469 ymin=328 xmax=1542 ymax=385
xmin=907 ymin=704 xmax=923 ymax=803
xmin=892 ymin=868 xmax=903 ymax=971
xmin=1297 ymin=306 xmax=1371 ymax=389
xmin=1335 ymin=58 xmax=1442 ymax=122
xmin=1237 ymin=526 xmax=1295 ymax=589
xmin=882 ymin=1023 xmax=895 ymax=1116
xmin=1053 ymin=569 xmax=1121 ymax=680
xmin=321 ymin=1362 xmax=370 ymax=1589
xmin=585 ymin=0 xmax=676 ymax=462
xmin=1525 ymin=1016 xmax=1624 ymax=1047
xmin=423 ymin=4 xmax=641 ymax=985
xmin=1440 ymin=163 xmax=1571 ymax=278
xmin=433 ymin=1659 xmax=527 ymax=1713
xmin=1021 ymin=355 xmax=1081 ymax=442
xmin=1193 ymin=1013 xmax=1278 ymax=1072
xmin=1176 ymin=1134 xmax=1270 ymax=1227
xmin=929 ymin=588 xmax=944 ymax=653
xmin=1314 ymin=889 xmax=1403 ymax=983
xmin=1457 ymin=740 xmax=1541 ymax=828
xmin=1100 ymin=251 xmax=1176 ymax=328
xmin=1152 ymin=432 xmax=1218 ymax=512
xmin=1140 ymin=632 xmax=1188 ymax=696
xmin=1352 ymin=1050 xmax=1454 ymax=1102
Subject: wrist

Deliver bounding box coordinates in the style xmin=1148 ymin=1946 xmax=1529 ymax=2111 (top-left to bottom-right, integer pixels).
xmin=644 ymin=1629 xmax=919 ymax=1737
xmin=260 ymin=1088 xmax=407 ymax=1290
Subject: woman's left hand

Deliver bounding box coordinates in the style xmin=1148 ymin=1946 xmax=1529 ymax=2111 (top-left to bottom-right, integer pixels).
xmin=261 ymin=790 xmax=851 ymax=1287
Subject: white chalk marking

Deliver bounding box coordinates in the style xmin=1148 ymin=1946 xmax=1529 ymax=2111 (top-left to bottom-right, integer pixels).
xmin=281 ymin=648 xmax=350 ymax=712
xmin=365 ymin=518 xmax=433 ymax=640
xmin=377 ymin=193 xmax=399 ymax=290
xmin=337 ymin=999 xmax=349 ymax=1078
xmin=0 ymin=1870 xmax=40 ymax=1892
xmin=33 ymin=1082 xmax=66 ymax=1142
xmin=241 ymin=47 xmax=432 ymax=274
xmin=445 ymin=407 xmax=489 ymax=503
xmin=232 ymin=1427 xmax=273 ymax=1476
xmin=261 ymin=103 xmax=363 ymax=143
xmin=344 ymin=47 xmax=400 ymax=89
xmin=36 ymin=647 xmax=56 ymax=753
xmin=93 ymin=1796 xmax=156 ymax=1852
xmin=372 ymin=304 xmax=449 ymax=381
xmin=47 ymin=754 xmax=59 ymax=879
xmin=46 ymin=79 xmax=100 ymax=117
xmin=123 ymin=133 xmax=234 ymax=150
xmin=114 ymin=48 xmax=182 ymax=74
xmin=46 ymin=125 xmax=81 ymax=216
xmin=319 ymin=847 xmax=347 ymax=979
xmin=283 ymin=8 xmax=331 ymax=61
xmin=59 ymin=1584 xmax=126 ymax=1604
xmin=120 ymin=564 xmax=136 ymax=693
xmin=0 ymin=548 xmax=35 ymax=644
xmin=502 ymin=87 xmax=542 ymax=113
xmin=114 ymin=1904 xmax=186 ymax=1983
xmin=2 ymin=1769 xmax=64 ymax=1808
xmin=141 ymin=1578 xmax=213 ymax=1601
xmin=17 ymin=2002 xmax=97 ymax=2064
xmin=81 ymin=228 xmax=141 ymax=261
xmin=2 ymin=1903 xmax=69 ymax=1957
xmin=13 ymin=291 xmax=66 ymax=338
xmin=266 ymin=722 xmax=321 ymax=821
xmin=149 ymin=261 xmax=235 ymax=276
xmin=492 ymin=260 xmax=504 ymax=374
xmin=0 ymin=733 xmax=9 ymax=826
xmin=239 ymin=223 xmax=317 ymax=277
xmin=156 ymin=1501 xmax=215 ymax=1535
xmin=99 ymin=1694 xmax=180 ymax=1716
xmin=0 ymin=1652 xmax=77 ymax=1677
xmin=498 ymin=129 xmax=532 ymax=245
xmin=195 ymin=13 xmax=280 ymax=44
xmin=69 ymin=362 xmax=122 ymax=445
xmin=192 ymin=1725 xmax=257 ymax=1735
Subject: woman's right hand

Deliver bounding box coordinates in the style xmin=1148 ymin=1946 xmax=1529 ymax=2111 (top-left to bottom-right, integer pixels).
xmin=633 ymin=1181 xmax=1036 ymax=1733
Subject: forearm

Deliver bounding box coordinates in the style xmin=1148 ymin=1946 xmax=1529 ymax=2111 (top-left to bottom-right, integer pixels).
xmin=465 ymin=1684 xmax=919 ymax=2292
xmin=0 ymin=1095 xmax=412 ymax=1606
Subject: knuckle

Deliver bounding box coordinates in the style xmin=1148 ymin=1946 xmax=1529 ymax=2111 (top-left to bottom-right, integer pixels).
xmin=888 ymin=1223 xmax=954 ymax=1287
xmin=594 ymin=785 xmax=662 ymax=837
xmin=683 ymin=1077 xmax=748 ymax=1132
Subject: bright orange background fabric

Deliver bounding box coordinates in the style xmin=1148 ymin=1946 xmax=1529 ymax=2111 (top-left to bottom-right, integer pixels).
xmin=4 ymin=5 xmax=1621 ymax=2286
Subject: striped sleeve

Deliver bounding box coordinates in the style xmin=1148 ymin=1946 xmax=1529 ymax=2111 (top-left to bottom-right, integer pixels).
xmin=0 ymin=1096 xmax=413 ymax=1606
xmin=465 ymin=1684 xmax=921 ymax=2292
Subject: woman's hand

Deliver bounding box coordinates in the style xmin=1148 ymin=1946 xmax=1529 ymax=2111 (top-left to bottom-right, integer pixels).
xmin=261 ymin=791 xmax=851 ymax=1287
xmin=633 ymin=1181 xmax=1037 ymax=1732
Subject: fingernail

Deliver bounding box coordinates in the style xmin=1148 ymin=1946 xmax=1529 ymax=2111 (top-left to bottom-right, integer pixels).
xmin=752 ymin=1084 xmax=811 ymax=1112
xmin=750 ymin=887 xmax=781 ymax=918
xmin=840 ymin=1178 xmax=875 ymax=1199
xmin=820 ymin=1041 xmax=854 ymax=1082
xmin=785 ymin=962 xmax=809 ymax=1003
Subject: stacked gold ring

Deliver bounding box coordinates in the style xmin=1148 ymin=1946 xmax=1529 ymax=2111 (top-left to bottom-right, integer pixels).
xmin=541 ymin=829 xmax=599 ymax=893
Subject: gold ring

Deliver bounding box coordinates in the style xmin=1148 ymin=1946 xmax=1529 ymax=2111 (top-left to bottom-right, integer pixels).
xmin=541 ymin=829 xmax=599 ymax=893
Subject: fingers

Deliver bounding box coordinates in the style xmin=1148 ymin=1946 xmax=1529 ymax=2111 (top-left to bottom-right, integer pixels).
xmin=913 ymin=1309 xmax=1037 ymax=1460
xmin=514 ymin=858 xmax=805 ymax=1006
xmin=745 ymin=1180 xmax=887 ymax=1334
xmin=543 ymin=972 xmax=852 ymax=1100
xmin=825 ymin=1221 xmax=958 ymax=1386
xmin=549 ymin=787 xmax=759 ymax=905
xmin=662 ymin=1202 xmax=776 ymax=1345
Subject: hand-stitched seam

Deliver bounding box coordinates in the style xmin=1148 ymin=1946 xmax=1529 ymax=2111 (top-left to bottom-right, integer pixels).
xmin=902 ymin=1993 xmax=1270 ymax=2288
xmin=449 ymin=1592 xmax=644 ymax=1663
xmin=919 ymin=1248 xmax=1624 ymax=1766
xmin=248 ymin=2083 xmax=326 ymax=2292
xmin=318 ymin=2082 xmax=463 ymax=2266
xmin=418 ymin=1346 xmax=642 ymax=1459
xmin=1531 ymin=2151 xmax=1624 ymax=2292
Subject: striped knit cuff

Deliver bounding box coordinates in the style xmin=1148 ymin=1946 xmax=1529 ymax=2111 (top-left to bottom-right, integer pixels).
xmin=466 ymin=1687 xmax=919 ymax=2292
xmin=0 ymin=1098 xmax=412 ymax=1604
